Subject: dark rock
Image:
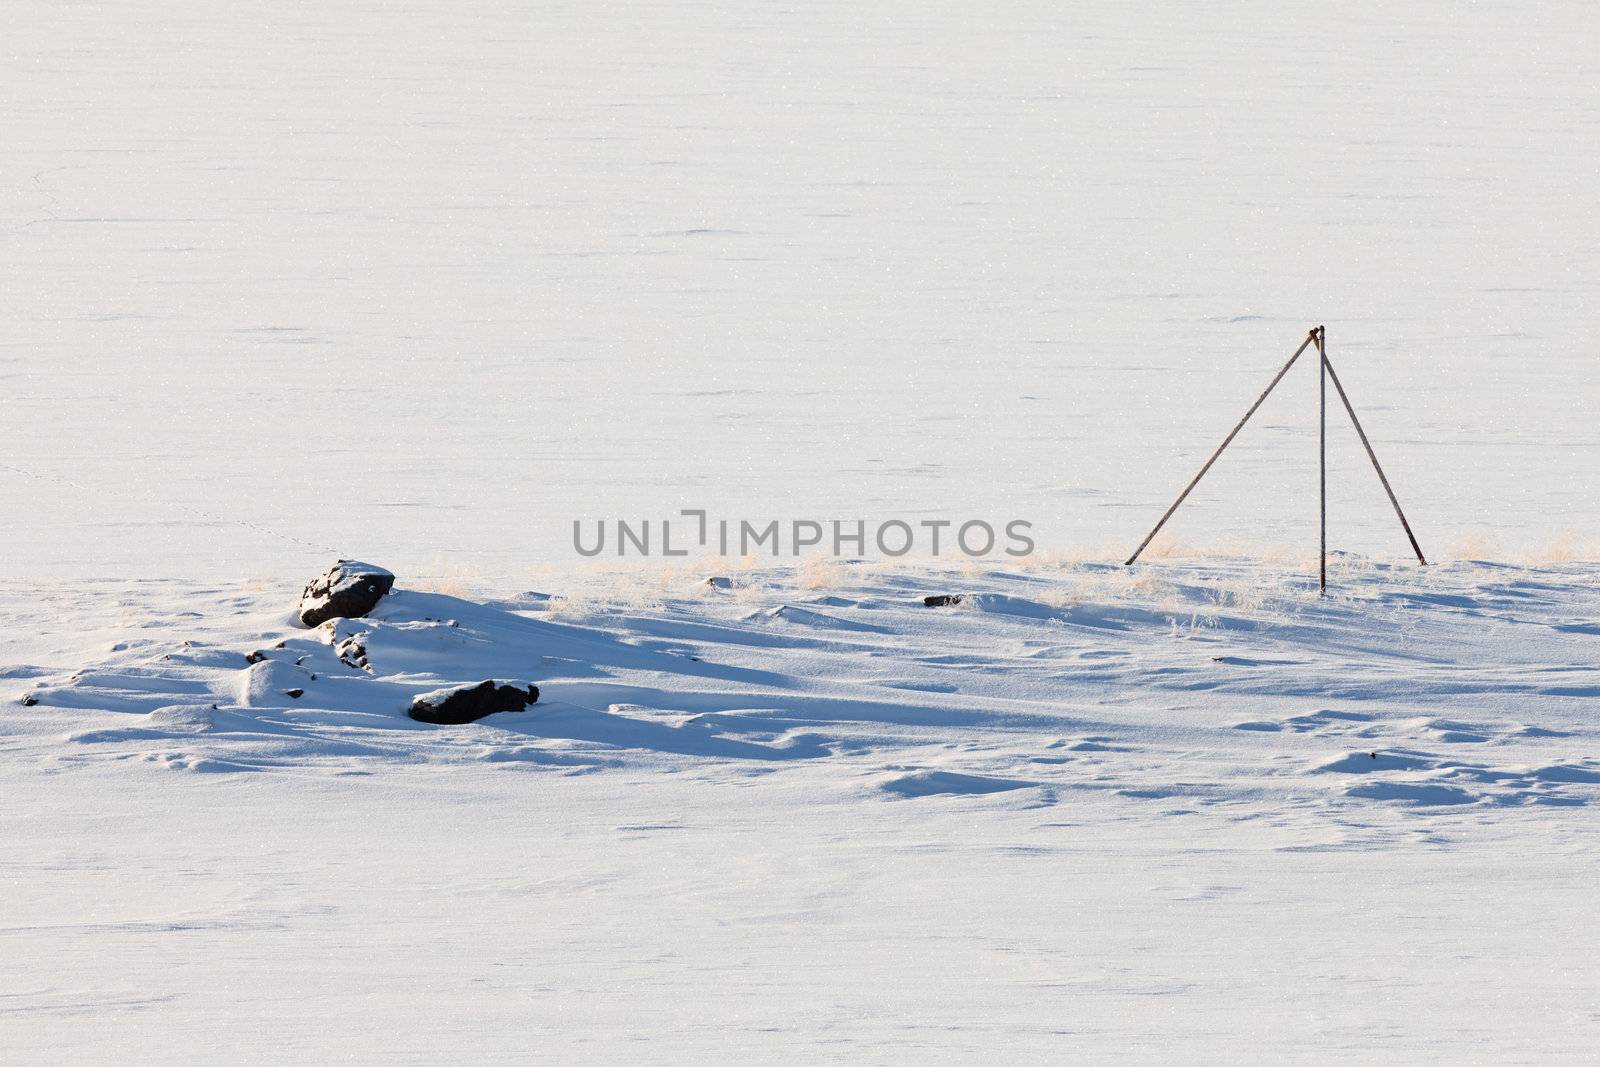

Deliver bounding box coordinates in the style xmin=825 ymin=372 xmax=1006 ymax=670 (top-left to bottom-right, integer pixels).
xmin=409 ymin=680 xmax=540 ymax=725
xmin=285 ymin=688 xmax=304 ymax=699
xmin=298 ymin=560 xmax=395 ymax=627
xmin=245 ymin=650 xmax=268 ymax=664
xmin=923 ymin=594 xmax=964 ymax=608
xmin=21 ymin=694 xmax=38 ymax=707
xmin=336 ymin=633 xmax=371 ymax=672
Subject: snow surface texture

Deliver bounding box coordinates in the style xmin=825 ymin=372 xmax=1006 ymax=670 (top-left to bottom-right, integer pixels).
xmin=4 ymin=559 xmax=1599 ymax=1058
xmin=4 ymin=2 xmax=1600 ymax=577
xmin=6 ymin=0 xmax=1600 ymax=1059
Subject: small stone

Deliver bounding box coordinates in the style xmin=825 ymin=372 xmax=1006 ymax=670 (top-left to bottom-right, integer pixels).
xmin=285 ymin=688 xmax=304 ymax=699
xmin=924 ymin=594 xmax=964 ymax=608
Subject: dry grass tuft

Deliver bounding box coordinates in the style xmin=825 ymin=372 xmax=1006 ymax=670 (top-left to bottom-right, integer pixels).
xmin=798 ymin=558 xmax=847 ymax=591
xmin=1517 ymin=531 xmax=1597 ymax=565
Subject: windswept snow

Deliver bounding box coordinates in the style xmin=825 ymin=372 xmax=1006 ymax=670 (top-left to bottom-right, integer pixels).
xmin=3 ymin=559 xmax=1599 ymax=1057
xmin=5 ymin=0 xmax=1600 ymax=1058
xmin=12 ymin=558 xmax=1598 ymax=815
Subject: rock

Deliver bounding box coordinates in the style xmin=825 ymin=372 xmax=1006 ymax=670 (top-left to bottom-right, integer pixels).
xmin=329 ymin=620 xmax=374 ymax=671
xmin=298 ymin=560 xmax=395 ymax=627
xmin=409 ymin=680 xmax=540 ymax=726
xmin=923 ymin=594 xmax=964 ymax=607
xmin=285 ymin=688 xmax=304 ymax=699
xmin=20 ymin=694 xmax=38 ymax=707
xmin=335 ymin=633 xmax=371 ymax=672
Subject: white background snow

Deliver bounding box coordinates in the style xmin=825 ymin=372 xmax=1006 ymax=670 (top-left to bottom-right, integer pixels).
xmin=4 ymin=1 xmax=1598 ymax=575
xmin=4 ymin=2 xmax=1599 ymax=1060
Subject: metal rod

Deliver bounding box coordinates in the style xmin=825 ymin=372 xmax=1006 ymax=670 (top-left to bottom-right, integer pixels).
xmin=1321 ymin=351 xmax=1429 ymax=566
xmin=1318 ymin=325 xmax=1327 ymax=594
xmin=1126 ymin=329 xmax=1319 ymax=566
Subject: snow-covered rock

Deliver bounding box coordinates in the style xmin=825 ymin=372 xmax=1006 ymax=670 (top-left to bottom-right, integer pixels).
xmin=297 ymin=561 xmax=395 ymax=627
xmin=408 ymin=680 xmax=540 ymax=725
xmin=237 ymin=658 xmax=316 ymax=707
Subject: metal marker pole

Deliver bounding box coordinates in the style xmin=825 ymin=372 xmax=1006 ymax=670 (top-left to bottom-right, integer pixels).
xmin=1318 ymin=325 xmax=1327 ymax=594
xmin=1126 ymin=329 xmax=1319 ymax=566
xmin=1321 ymin=352 xmax=1429 ymax=566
